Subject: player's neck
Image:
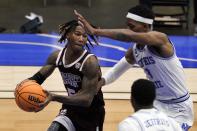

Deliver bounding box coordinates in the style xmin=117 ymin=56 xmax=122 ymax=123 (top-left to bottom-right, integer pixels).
xmin=65 ymin=46 xmax=84 ymax=64
xmin=136 ymin=44 xmax=145 ymax=50
xmin=66 ymin=44 xmax=84 ymax=55
xmin=134 ymin=105 xmax=154 ymax=112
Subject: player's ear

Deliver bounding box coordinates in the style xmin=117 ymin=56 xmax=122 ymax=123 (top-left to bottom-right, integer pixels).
xmin=66 ymin=32 xmax=71 ymax=39
xmin=143 ymin=24 xmax=149 ymax=32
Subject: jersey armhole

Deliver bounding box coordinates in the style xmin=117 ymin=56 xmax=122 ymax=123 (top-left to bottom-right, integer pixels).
xmin=79 ymin=54 xmax=95 ymax=71
xmin=56 ymin=49 xmax=64 ymax=66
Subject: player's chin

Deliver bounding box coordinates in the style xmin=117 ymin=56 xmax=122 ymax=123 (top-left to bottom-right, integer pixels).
xmin=74 ymin=42 xmax=84 ymax=48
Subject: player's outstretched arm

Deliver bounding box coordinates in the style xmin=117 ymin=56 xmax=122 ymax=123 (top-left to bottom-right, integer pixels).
xmin=74 ymin=10 xmax=171 ymax=48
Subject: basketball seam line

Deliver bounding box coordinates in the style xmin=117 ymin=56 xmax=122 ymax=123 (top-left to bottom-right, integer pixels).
xmin=18 ymin=83 xmax=39 ymax=93
xmin=19 ymin=94 xmax=42 ymax=108
xmin=19 ymin=92 xmax=46 ymax=98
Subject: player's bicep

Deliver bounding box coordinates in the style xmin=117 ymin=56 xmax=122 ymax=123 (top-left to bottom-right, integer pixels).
xmin=65 ymin=56 xmax=100 ymax=106
xmin=133 ymin=31 xmax=168 ymax=46
xmin=33 ymin=50 xmax=60 ymax=79
xmin=81 ymin=56 xmax=100 ymax=94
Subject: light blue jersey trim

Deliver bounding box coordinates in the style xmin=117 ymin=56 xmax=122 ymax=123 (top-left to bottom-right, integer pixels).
xmin=147 ymin=39 xmax=176 ymax=60
xmin=157 ymin=92 xmax=190 ymax=104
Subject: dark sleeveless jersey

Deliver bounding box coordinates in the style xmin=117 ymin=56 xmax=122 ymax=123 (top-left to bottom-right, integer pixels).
xmin=56 ymin=48 xmax=105 ymax=111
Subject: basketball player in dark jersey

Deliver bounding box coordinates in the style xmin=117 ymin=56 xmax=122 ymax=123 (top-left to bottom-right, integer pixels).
xmin=19 ymin=20 xmax=105 ymax=131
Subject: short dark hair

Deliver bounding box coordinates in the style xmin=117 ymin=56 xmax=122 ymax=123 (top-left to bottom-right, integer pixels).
xmin=131 ymin=79 xmax=156 ymax=106
xmin=58 ymin=20 xmax=98 ymax=50
xmin=128 ymin=5 xmax=155 ymax=20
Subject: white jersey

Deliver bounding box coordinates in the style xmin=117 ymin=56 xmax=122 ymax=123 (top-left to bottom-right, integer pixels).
xmin=118 ymin=108 xmax=182 ymax=131
xmin=132 ymin=43 xmax=189 ymax=101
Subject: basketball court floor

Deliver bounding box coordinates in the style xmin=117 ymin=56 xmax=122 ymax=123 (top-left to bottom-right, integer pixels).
xmin=0 ymin=99 xmax=196 ymax=131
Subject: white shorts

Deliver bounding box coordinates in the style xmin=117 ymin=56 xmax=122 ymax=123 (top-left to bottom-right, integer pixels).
xmin=154 ymin=97 xmax=194 ymax=127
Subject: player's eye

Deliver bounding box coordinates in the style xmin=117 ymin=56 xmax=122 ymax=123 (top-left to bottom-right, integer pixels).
xmin=127 ymin=24 xmax=135 ymax=30
xmin=74 ymin=32 xmax=81 ymax=36
xmin=83 ymin=34 xmax=88 ymax=39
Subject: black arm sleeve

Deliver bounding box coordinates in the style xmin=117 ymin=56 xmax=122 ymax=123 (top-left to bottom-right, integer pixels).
xmin=28 ymin=72 xmax=46 ymax=85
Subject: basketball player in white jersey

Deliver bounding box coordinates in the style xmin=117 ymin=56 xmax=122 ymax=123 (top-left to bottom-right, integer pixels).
xmin=118 ymin=79 xmax=182 ymax=131
xmin=19 ymin=20 xmax=105 ymax=131
xmin=74 ymin=5 xmax=194 ymax=131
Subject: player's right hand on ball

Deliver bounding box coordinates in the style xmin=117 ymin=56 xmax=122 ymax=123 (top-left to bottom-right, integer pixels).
xmin=36 ymin=90 xmax=53 ymax=112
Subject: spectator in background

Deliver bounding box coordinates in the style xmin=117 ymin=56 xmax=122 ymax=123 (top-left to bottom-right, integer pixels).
xmin=139 ymin=0 xmax=152 ymax=9
xmin=118 ymin=79 xmax=182 ymax=131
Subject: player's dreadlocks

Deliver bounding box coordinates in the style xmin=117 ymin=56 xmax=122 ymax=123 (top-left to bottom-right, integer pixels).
xmin=58 ymin=20 xmax=98 ymax=50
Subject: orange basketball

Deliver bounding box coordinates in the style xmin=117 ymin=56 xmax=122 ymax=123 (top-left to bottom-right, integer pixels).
xmin=14 ymin=80 xmax=47 ymax=112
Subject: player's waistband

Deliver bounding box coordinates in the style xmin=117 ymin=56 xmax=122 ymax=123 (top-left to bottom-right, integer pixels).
xmin=157 ymin=92 xmax=190 ymax=104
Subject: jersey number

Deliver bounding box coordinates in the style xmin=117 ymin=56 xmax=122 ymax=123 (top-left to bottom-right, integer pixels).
xmin=144 ymin=68 xmax=164 ymax=88
xmin=67 ymin=88 xmax=76 ymax=96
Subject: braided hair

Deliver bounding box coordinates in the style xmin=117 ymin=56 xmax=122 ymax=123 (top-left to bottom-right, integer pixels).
xmin=58 ymin=20 xmax=98 ymax=50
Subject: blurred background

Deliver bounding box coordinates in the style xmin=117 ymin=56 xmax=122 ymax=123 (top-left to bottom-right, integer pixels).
xmin=0 ymin=0 xmax=195 ymax=35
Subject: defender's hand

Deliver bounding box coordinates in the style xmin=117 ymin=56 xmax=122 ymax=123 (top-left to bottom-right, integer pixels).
xmin=74 ymin=10 xmax=96 ymax=35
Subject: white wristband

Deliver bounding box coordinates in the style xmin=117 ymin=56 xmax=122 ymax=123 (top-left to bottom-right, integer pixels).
xmin=103 ymin=57 xmax=133 ymax=85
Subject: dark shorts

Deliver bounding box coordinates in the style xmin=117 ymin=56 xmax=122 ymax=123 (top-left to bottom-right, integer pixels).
xmin=58 ymin=106 xmax=105 ymax=131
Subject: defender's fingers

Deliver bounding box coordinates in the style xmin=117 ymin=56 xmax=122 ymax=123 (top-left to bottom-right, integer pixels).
xmin=74 ymin=10 xmax=80 ymax=16
xmin=74 ymin=10 xmax=84 ymax=19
